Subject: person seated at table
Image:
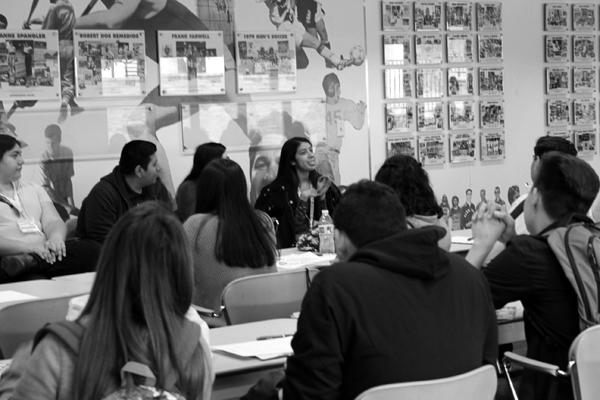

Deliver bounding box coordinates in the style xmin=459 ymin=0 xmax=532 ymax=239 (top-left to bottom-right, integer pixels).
xmin=245 ymin=180 xmax=497 ymax=400
xmin=184 ymin=158 xmax=277 ymax=321
xmin=77 ymin=140 xmax=172 ymax=245
xmin=0 ymin=135 xmax=96 ymax=283
xmin=0 ymin=202 xmax=213 ymax=398
xmin=255 ymin=136 xmax=341 ymax=248
xmin=466 ymin=152 xmax=599 ymax=400
xmin=375 ymin=154 xmax=451 ymax=250
xmin=175 ymin=142 xmax=226 ymax=222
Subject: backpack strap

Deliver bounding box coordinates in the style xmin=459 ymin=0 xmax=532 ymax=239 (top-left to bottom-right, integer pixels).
xmin=32 ymin=320 xmax=85 ymax=355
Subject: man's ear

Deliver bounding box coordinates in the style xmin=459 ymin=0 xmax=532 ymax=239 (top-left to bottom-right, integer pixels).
xmin=133 ymin=165 xmax=144 ymax=178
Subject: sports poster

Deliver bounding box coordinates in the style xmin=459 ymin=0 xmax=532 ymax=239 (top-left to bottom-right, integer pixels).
xmin=573 ymin=67 xmax=596 ymax=93
xmin=573 ymin=35 xmax=596 ymax=63
xmin=449 ymin=131 xmax=476 ymax=163
xmin=235 ymin=31 xmax=297 ymax=94
xmin=383 ymin=34 xmax=413 ymax=65
xmin=447 ymin=34 xmax=473 ymax=63
xmin=386 ymin=135 xmax=417 ymax=159
xmin=416 ymin=68 xmax=443 ymax=98
xmin=545 ymin=35 xmax=569 ymax=62
xmin=73 ymin=30 xmax=146 ymax=98
xmin=414 ymin=2 xmax=442 ymax=31
xmin=0 ymin=30 xmax=60 ymax=101
xmin=574 ymin=128 xmax=596 ymax=155
xmin=545 ymin=4 xmax=569 ymax=31
xmin=180 ymin=102 xmax=243 ymax=152
xmin=446 ymin=2 xmax=472 ymax=31
xmin=572 ymin=4 xmax=596 ymax=31
xmin=157 ymin=30 xmax=225 ymax=96
xmin=477 ymin=3 xmax=502 ymax=31
xmin=418 ymin=133 xmax=446 ymax=165
xmin=480 ymin=100 xmax=504 ymax=128
xmin=480 ymin=130 xmax=505 ymax=161
xmin=547 ymin=98 xmax=570 ymax=127
xmin=416 ymin=34 xmax=443 ymax=64
xmin=479 ymin=67 xmax=503 ymax=95
xmin=448 ymin=67 xmax=474 ymax=96
xmin=546 ymin=67 xmax=569 ymax=95
xmin=449 ymin=100 xmax=475 ymax=130
xmin=384 ymin=68 xmax=413 ymax=99
xmin=573 ymin=98 xmax=596 ymax=126
xmin=382 ymin=1 xmax=413 ymax=31
xmin=478 ymin=33 xmax=503 ymax=62
xmin=417 ymin=101 xmax=444 ymax=131
xmin=385 ymin=102 xmax=414 ymax=133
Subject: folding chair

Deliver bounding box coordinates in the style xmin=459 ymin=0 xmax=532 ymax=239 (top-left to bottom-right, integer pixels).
xmin=354 ymin=365 xmax=497 ymax=400
xmin=0 ymin=295 xmax=74 ymax=358
xmin=503 ymin=324 xmax=600 ymax=400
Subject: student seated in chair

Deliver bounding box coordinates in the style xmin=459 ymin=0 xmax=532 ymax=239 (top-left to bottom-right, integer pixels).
xmin=245 ymin=180 xmax=498 ymax=400
xmin=466 ymin=152 xmax=599 ymax=400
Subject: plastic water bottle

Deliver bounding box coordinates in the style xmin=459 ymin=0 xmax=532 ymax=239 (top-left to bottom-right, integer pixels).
xmin=318 ymin=210 xmax=335 ymax=254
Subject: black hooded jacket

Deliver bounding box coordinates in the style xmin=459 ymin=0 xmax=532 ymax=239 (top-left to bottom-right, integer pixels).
xmin=283 ymin=226 xmax=498 ymax=400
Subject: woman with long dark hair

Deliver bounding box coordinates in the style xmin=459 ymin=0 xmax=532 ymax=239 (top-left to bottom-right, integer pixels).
xmin=255 ymin=136 xmax=341 ymax=248
xmin=375 ymin=155 xmax=451 ymax=250
xmin=175 ymin=142 xmax=226 ymax=221
xmin=184 ymin=158 xmax=278 ymax=314
xmin=7 ymin=202 xmax=213 ymax=399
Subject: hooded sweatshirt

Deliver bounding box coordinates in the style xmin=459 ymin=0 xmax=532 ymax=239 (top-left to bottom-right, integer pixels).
xmin=283 ymin=226 xmax=498 ymax=400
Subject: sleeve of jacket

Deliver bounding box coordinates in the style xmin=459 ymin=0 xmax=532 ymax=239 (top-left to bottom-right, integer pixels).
xmin=78 ymin=183 xmax=120 ymax=243
xmin=282 ymin=274 xmax=345 ymax=400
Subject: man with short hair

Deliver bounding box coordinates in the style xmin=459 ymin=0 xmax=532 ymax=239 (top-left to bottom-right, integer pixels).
xmin=460 ymin=188 xmax=475 ymax=228
xmin=77 ymin=140 xmax=171 ymax=244
xmin=40 ymin=124 xmax=75 ymax=212
xmin=277 ymin=180 xmax=497 ymax=399
xmin=467 ymin=152 xmax=600 ymax=400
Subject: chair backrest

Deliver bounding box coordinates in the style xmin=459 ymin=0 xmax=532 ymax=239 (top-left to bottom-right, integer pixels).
xmin=0 ymin=295 xmax=74 ymax=358
xmin=569 ymin=324 xmax=600 ymax=400
xmin=354 ymin=365 xmax=497 ymax=400
xmin=221 ymin=268 xmax=316 ymax=325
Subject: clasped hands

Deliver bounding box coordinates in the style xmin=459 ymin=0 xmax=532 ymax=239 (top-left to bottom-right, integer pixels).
xmin=471 ymin=202 xmax=516 ymax=248
xmin=298 ymin=176 xmax=331 ymax=201
xmin=30 ymin=236 xmax=66 ymax=265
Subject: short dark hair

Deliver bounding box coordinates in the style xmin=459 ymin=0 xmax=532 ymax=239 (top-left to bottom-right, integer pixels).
xmin=534 ymin=136 xmax=577 ymax=158
xmin=44 ymin=124 xmax=62 ymax=142
xmin=118 ymin=140 xmax=157 ymax=175
xmin=184 ymin=142 xmax=226 ymax=182
xmin=534 ymin=152 xmax=599 ymax=220
xmin=0 ymin=134 xmax=21 ymax=159
xmin=333 ymin=180 xmax=407 ymax=248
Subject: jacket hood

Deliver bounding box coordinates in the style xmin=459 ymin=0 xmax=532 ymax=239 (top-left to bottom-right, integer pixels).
xmin=348 ymin=226 xmax=450 ymax=280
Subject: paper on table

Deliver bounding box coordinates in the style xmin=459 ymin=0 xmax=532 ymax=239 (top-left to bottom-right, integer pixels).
xmin=451 ymin=236 xmax=473 ymax=244
xmin=212 ymin=336 xmax=293 ymax=360
xmin=0 ymin=290 xmax=38 ymax=303
xmin=277 ymin=252 xmax=336 ymax=270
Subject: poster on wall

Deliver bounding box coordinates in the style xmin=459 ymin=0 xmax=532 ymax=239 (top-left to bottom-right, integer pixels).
xmin=545 ymin=35 xmax=569 ymax=63
xmin=383 ymin=34 xmax=413 ymax=65
xmin=574 ymin=128 xmax=596 ymax=156
xmin=235 ymin=31 xmax=297 ymax=94
xmin=386 ymin=135 xmax=417 ymax=159
xmin=573 ymin=66 xmax=596 ymax=93
xmin=418 ymin=133 xmax=446 ymax=165
xmin=546 ymin=67 xmax=569 ymax=95
xmin=545 ymin=3 xmax=570 ymax=31
xmin=414 ymin=2 xmax=442 ymax=31
xmin=547 ymin=128 xmax=573 ymax=143
xmin=572 ymin=4 xmax=596 ymax=31
xmin=573 ymin=35 xmax=596 ymax=63
xmin=477 ymin=3 xmax=502 ymax=31
xmin=384 ymin=68 xmax=413 ymax=99
xmin=157 ymin=30 xmax=225 ymax=96
xmin=448 ymin=67 xmax=474 ymax=96
xmin=446 ymin=2 xmax=472 ymax=31
xmin=449 ymin=100 xmax=475 ymax=130
xmin=480 ymin=100 xmax=504 ymax=128
xmin=449 ymin=131 xmax=476 ymax=163
xmin=480 ymin=130 xmax=505 ymax=161
xmin=547 ymin=98 xmax=570 ymax=127
xmin=385 ymin=102 xmax=414 ymax=133
xmin=573 ymin=98 xmax=596 ymax=126
xmin=73 ymin=30 xmax=146 ymax=98
xmin=416 ymin=68 xmax=443 ymax=98
xmin=0 ymin=30 xmax=61 ymax=101
xmin=382 ymin=1 xmax=413 ymax=31
xmin=478 ymin=33 xmax=503 ymax=63
xmin=446 ymin=34 xmax=473 ymax=63
xmin=417 ymin=101 xmax=444 ymax=131
xmin=479 ymin=67 xmax=503 ymax=95
xmin=180 ymin=102 xmax=245 ymax=152
xmin=416 ymin=34 xmax=443 ymax=64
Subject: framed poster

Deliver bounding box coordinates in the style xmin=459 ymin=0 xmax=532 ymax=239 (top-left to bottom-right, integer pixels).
xmin=157 ymin=30 xmax=225 ymax=96
xmin=478 ymin=33 xmax=503 ymax=62
xmin=480 ymin=131 xmax=505 ymax=161
xmin=449 ymin=131 xmax=476 ymax=163
xmin=235 ymin=31 xmax=297 ymax=93
xmin=180 ymin=102 xmax=244 ymax=153
xmin=573 ymin=35 xmax=596 ymax=63
xmin=385 ymin=102 xmax=414 ymax=133
xmin=414 ymin=2 xmax=442 ymax=31
xmin=416 ymin=34 xmax=443 ymax=64
xmin=416 ymin=68 xmax=443 ymax=98
xmin=477 ymin=3 xmax=502 ymax=31
xmin=546 ymin=67 xmax=570 ymax=95
xmin=0 ymin=30 xmax=61 ymax=101
xmin=447 ymin=34 xmax=473 ymax=63
xmin=573 ymin=98 xmax=596 ymax=126
xmin=479 ymin=67 xmax=503 ymax=95
xmin=417 ymin=101 xmax=444 ymax=131
xmin=480 ymin=100 xmax=504 ymax=128
xmin=73 ymin=30 xmax=146 ymax=98
xmin=547 ymin=98 xmax=570 ymax=126
xmin=449 ymin=100 xmax=475 ymax=130
xmin=382 ymin=1 xmax=413 ymax=31
xmin=386 ymin=135 xmax=417 ymax=159
xmin=446 ymin=2 xmax=472 ymax=31
xmin=383 ymin=34 xmax=413 ymax=65
xmin=545 ymin=35 xmax=570 ymax=62
xmin=418 ymin=133 xmax=446 ymax=165
xmin=574 ymin=128 xmax=596 ymax=155
xmin=384 ymin=68 xmax=414 ymax=99
xmin=572 ymin=4 xmax=596 ymax=31
xmin=545 ymin=4 xmax=570 ymax=31
xmin=448 ymin=67 xmax=474 ymax=96
xmin=573 ymin=66 xmax=596 ymax=93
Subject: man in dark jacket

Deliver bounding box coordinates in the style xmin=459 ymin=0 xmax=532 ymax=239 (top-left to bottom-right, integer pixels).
xmin=77 ymin=140 xmax=172 ymax=244
xmin=279 ymin=180 xmax=498 ymax=399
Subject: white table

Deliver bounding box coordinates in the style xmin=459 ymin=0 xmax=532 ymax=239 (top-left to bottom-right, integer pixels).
xmin=0 ymin=279 xmax=91 ymax=310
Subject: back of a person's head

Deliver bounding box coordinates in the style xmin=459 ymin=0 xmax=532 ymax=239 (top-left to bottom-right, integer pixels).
xmin=535 ymin=152 xmax=599 ymax=220
xmin=196 ymin=158 xmax=247 ymax=213
xmin=0 ymin=134 xmax=20 ymax=159
xmin=186 ymin=142 xmax=226 ymax=181
xmin=118 ymin=140 xmax=157 ymax=175
xmin=534 ymin=136 xmax=577 ymax=158
xmin=333 ymin=180 xmax=407 ymax=248
xmin=374 ymin=155 xmax=442 ymax=217
xmin=75 ymin=202 xmax=205 ymax=399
